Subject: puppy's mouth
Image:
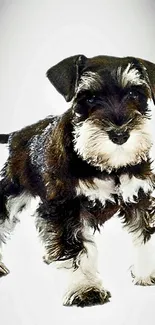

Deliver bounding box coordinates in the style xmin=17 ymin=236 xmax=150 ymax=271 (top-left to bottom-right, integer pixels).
xmin=73 ymin=117 xmax=152 ymax=170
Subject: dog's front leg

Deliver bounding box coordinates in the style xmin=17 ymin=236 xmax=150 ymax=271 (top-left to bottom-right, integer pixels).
xmin=36 ymin=198 xmax=111 ymax=307
xmin=62 ymin=233 xmax=111 ymax=308
xmin=120 ymin=195 xmax=155 ymax=285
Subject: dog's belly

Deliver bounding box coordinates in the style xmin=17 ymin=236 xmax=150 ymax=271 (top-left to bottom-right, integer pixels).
xmin=76 ymin=175 xmax=153 ymax=206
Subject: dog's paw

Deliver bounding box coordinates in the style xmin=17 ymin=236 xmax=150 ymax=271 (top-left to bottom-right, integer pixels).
xmin=63 ymin=286 xmax=111 ymax=307
xmin=0 ymin=261 xmax=10 ymax=277
xmin=131 ymin=268 xmax=155 ymax=286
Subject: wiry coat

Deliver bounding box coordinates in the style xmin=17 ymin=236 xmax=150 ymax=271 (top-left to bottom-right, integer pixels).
xmin=0 ymin=54 xmax=155 ymax=306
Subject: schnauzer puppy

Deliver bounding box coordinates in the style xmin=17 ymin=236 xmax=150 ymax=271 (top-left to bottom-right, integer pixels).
xmin=0 ymin=54 xmax=155 ymax=307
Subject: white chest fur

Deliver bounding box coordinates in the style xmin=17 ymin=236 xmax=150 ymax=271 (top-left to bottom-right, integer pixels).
xmin=76 ymin=175 xmax=153 ymax=205
xmin=119 ymin=174 xmax=153 ymax=203
xmin=76 ymin=178 xmax=116 ymax=205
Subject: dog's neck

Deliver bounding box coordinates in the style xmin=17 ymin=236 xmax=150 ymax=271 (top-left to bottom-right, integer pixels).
xmin=71 ymin=145 xmax=152 ymax=182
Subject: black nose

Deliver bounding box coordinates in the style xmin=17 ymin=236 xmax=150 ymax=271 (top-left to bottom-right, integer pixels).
xmin=109 ymin=131 xmax=130 ymax=145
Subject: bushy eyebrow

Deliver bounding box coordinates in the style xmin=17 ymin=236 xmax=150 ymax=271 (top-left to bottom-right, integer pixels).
xmin=77 ymin=71 xmax=102 ymax=93
xmin=116 ymin=63 xmax=147 ymax=88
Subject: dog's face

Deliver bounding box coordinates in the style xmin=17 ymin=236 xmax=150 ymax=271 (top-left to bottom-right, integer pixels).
xmin=47 ymin=55 xmax=155 ymax=171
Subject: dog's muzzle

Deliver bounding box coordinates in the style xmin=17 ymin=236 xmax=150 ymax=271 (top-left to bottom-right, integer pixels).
xmin=108 ymin=130 xmax=130 ymax=145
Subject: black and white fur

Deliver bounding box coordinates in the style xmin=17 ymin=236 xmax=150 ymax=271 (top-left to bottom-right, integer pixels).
xmin=0 ymin=54 xmax=155 ymax=307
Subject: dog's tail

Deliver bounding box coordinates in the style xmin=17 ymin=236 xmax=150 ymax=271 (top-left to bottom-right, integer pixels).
xmin=0 ymin=134 xmax=10 ymax=144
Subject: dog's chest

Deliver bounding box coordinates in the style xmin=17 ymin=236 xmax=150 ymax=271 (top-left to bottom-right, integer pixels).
xmin=76 ymin=174 xmax=152 ymax=205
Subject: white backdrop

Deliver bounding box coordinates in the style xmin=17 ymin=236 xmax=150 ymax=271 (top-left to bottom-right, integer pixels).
xmin=0 ymin=1 xmax=155 ymax=325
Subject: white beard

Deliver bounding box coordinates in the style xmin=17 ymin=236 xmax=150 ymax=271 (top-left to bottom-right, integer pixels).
xmin=73 ymin=100 xmax=154 ymax=171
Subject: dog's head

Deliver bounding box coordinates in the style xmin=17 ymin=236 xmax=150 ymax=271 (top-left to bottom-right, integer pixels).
xmin=47 ymin=55 xmax=155 ymax=171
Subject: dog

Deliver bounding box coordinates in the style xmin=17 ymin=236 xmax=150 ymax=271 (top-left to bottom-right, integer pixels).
xmin=0 ymin=54 xmax=155 ymax=307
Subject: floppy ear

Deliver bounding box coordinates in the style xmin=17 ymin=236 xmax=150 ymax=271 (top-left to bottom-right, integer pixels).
xmin=46 ymin=54 xmax=87 ymax=102
xmin=139 ymin=58 xmax=155 ymax=104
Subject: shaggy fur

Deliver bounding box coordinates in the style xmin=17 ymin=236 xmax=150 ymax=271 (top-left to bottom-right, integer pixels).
xmin=0 ymin=54 xmax=155 ymax=307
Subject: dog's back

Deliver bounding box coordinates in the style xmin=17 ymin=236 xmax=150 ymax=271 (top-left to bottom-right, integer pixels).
xmin=0 ymin=115 xmax=60 ymax=195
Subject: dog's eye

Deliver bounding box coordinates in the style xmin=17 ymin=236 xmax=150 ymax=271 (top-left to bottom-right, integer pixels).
xmin=128 ymin=90 xmax=140 ymax=100
xmin=86 ymin=95 xmax=97 ymax=104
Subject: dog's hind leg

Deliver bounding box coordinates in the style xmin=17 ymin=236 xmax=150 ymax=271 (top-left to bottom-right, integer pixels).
xmin=0 ymin=177 xmax=31 ymax=276
xmin=0 ymin=218 xmax=15 ymax=276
